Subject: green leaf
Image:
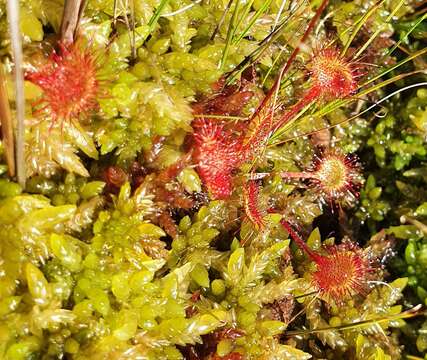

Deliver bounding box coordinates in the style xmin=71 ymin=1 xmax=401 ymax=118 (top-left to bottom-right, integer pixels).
xmin=226 ymin=247 xmax=245 ymax=286
xmin=50 ymin=234 xmax=82 ymax=272
xmin=276 ymin=345 xmax=312 ymax=360
xmin=25 ymin=263 xmax=50 ymax=306
xmin=190 ymin=263 xmax=210 ymax=288
xmin=416 ymin=202 xmax=427 ymax=216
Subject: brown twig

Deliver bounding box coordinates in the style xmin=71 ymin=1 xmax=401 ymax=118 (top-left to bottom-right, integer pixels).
xmin=0 ymin=65 xmax=15 ymax=176
xmin=60 ymin=0 xmax=87 ymax=43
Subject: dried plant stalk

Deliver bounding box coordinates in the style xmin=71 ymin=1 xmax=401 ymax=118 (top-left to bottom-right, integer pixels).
xmin=0 ymin=65 xmax=15 ymax=176
xmin=6 ymin=0 xmax=25 ymax=186
xmin=60 ymin=0 xmax=86 ymax=43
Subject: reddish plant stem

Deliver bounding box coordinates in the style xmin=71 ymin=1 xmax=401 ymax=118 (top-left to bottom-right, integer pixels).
xmin=271 ymin=86 xmax=320 ymax=133
xmin=280 ymin=219 xmax=321 ymax=261
xmin=280 ymin=171 xmax=315 ymax=179
xmin=241 ymin=0 xmax=329 ymax=157
xmin=250 ymin=0 xmax=329 ymax=122
xmin=242 ymin=72 xmax=321 ymax=159
xmin=250 ymin=171 xmax=314 ymax=180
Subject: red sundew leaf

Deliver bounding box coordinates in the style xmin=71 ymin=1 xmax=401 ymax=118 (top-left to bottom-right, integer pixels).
xmin=311 ymin=240 xmax=374 ymax=304
xmin=281 ymin=220 xmax=374 ymax=305
xmin=241 ymin=45 xmax=359 ymax=160
xmin=243 ymin=180 xmax=267 ymax=231
xmin=309 ymin=149 xmax=362 ymax=206
xmin=193 ymin=119 xmax=242 ymax=199
xmin=309 ymin=46 xmax=358 ymax=101
xmin=25 ymin=40 xmax=101 ymax=126
xmin=240 ymin=107 xmax=275 ymax=162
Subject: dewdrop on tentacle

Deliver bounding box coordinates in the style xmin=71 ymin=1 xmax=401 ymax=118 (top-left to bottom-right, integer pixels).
xmin=281 ymin=220 xmax=374 ymax=304
xmin=25 ymin=40 xmax=103 ymax=127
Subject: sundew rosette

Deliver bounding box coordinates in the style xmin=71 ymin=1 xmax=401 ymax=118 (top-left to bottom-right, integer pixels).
xmin=25 ymin=39 xmax=107 ymax=127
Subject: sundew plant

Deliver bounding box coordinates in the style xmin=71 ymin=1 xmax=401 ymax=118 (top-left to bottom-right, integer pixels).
xmin=0 ymin=0 xmax=426 ymax=359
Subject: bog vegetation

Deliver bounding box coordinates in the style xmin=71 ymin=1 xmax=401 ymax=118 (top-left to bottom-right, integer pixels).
xmin=0 ymin=0 xmax=426 ymax=359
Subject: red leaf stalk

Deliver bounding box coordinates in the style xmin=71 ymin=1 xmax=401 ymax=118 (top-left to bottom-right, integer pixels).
xmin=280 ymin=219 xmax=321 ymax=262
xmin=241 ymin=0 xmax=330 ymax=159
xmin=243 ymin=44 xmax=358 ymax=161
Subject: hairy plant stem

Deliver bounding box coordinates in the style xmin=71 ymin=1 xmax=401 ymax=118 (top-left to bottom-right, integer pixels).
xmin=280 ymin=219 xmax=321 ymax=261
